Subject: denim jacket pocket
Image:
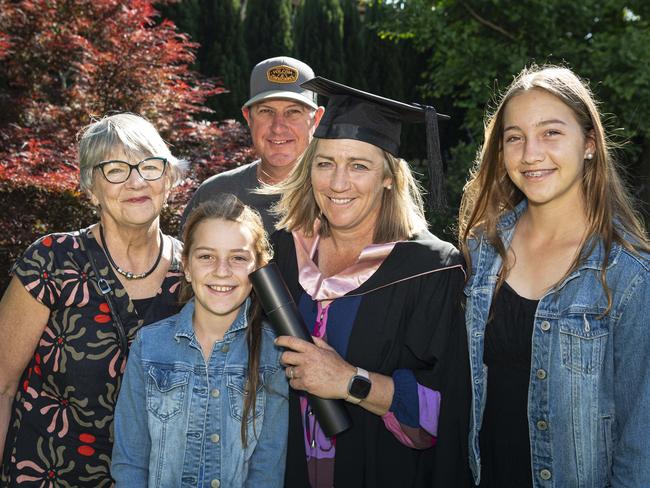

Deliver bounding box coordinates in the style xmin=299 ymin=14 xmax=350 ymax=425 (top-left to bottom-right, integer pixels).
xmin=227 ymin=368 xmax=266 ymax=422
xmin=146 ymin=367 xmax=190 ymax=421
xmin=559 ymin=309 xmax=609 ymax=375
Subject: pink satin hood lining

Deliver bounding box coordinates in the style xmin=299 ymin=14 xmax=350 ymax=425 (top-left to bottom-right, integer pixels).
xmin=292 ymin=226 xmax=397 ymax=302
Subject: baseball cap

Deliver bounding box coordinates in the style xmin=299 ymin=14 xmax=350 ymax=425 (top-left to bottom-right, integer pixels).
xmin=301 ymin=76 xmax=450 ymax=209
xmin=243 ymin=56 xmax=318 ymax=109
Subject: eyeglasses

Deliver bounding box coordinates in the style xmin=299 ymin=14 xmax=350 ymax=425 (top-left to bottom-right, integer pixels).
xmin=94 ymin=157 xmax=167 ymax=184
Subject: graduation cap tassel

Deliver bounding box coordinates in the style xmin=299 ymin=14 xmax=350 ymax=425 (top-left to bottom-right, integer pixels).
xmin=423 ymin=105 xmax=447 ymax=211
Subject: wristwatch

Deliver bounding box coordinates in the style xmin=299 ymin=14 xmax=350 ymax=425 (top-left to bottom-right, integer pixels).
xmin=346 ymin=367 xmax=371 ymax=404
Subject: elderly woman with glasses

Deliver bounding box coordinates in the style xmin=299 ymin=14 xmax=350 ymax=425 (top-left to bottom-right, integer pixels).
xmin=0 ymin=113 xmax=186 ymax=486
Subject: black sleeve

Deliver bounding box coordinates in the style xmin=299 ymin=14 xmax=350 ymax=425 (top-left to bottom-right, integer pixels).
xmin=434 ymin=296 xmax=472 ymax=485
xmin=401 ymin=265 xmax=472 ymax=486
xmin=423 ymin=270 xmax=472 ymax=487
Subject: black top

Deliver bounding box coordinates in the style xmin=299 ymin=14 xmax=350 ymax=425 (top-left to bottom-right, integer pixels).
xmin=272 ymin=229 xmax=472 ymax=488
xmin=479 ymin=282 xmax=538 ymax=488
xmin=132 ymin=296 xmax=157 ymax=318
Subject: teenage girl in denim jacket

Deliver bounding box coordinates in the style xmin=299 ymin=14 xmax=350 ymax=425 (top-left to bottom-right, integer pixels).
xmin=111 ymin=195 xmax=288 ymax=487
xmin=459 ymin=65 xmax=650 ymax=487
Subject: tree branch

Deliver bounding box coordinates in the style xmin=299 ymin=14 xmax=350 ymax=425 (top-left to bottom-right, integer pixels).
xmin=460 ymin=1 xmax=516 ymax=41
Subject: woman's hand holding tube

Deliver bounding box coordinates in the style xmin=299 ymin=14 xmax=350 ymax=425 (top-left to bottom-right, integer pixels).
xmin=278 ymin=336 xmax=355 ymax=398
xmin=276 ymin=335 xmax=395 ymax=416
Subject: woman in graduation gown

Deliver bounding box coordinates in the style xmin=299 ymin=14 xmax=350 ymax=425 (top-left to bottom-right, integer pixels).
xmin=269 ymin=78 xmax=471 ymax=488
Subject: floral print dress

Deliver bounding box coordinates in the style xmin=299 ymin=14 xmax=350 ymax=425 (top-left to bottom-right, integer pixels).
xmin=1 ymin=228 xmax=183 ymax=487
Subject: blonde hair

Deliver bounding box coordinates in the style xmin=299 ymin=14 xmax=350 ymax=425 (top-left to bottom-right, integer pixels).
xmin=269 ymin=138 xmax=428 ymax=242
xmin=180 ymin=194 xmax=272 ymax=446
xmin=459 ymin=64 xmax=649 ymax=312
xmin=78 ymin=113 xmax=187 ymax=193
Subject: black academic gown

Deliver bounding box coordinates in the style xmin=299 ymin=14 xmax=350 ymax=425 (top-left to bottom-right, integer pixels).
xmin=271 ymin=229 xmax=472 ymax=488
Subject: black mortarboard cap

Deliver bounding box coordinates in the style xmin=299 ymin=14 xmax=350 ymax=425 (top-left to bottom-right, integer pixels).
xmin=301 ymin=76 xmax=450 ymax=209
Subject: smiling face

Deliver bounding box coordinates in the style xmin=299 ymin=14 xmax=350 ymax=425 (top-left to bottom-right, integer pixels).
xmin=185 ymin=218 xmax=257 ymax=328
xmin=89 ymin=150 xmax=172 ymax=229
xmin=243 ymin=99 xmax=323 ymax=172
xmin=502 ymin=88 xmax=595 ymax=209
xmin=311 ymin=138 xmax=392 ymax=236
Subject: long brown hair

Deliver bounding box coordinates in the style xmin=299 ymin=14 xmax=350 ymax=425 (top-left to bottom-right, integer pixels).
xmin=459 ymin=65 xmax=649 ymax=312
xmin=180 ymin=194 xmax=273 ymax=446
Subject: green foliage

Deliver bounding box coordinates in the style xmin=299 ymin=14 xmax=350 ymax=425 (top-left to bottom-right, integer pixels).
xmin=158 ymin=0 xmax=203 ymax=48
xmin=362 ymin=1 xmax=409 ymax=99
xmin=379 ymin=0 xmax=650 ymax=236
xmin=201 ymin=0 xmax=250 ymax=118
xmin=360 ymin=1 xmax=430 ymax=164
xmin=340 ymin=0 xmax=365 ymax=88
xmin=160 ymin=0 xmax=250 ymax=119
xmin=244 ymin=0 xmax=295 ymax=67
xmin=294 ymin=0 xmax=345 ymax=80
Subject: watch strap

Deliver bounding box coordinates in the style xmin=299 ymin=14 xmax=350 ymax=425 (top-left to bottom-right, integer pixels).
xmin=346 ymin=367 xmax=370 ymax=404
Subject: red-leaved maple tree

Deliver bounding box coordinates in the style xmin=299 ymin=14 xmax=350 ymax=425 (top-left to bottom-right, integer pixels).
xmin=0 ymin=0 xmax=255 ymax=291
xmin=0 ymin=0 xmax=253 ymax=191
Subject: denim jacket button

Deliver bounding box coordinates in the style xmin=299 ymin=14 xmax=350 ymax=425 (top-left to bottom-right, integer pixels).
xmin=221 ymin=344 xmax=230 ymax=353
xmin=539 ymin=469 xmax=552 ymax=480
xmin=536 ymin=368 xmax=547 ymax=380
xmin=211 ymin=388 xmax=220 ymax=398
xmin=210 ymin=433 xmax=220 ymax=443
xmin=540 ymin=321 xmax=551 ymax=331
xmin=536 ymin=420 xmax=548 ymax=431
xmin=210 ymin=479 xmax=221 ymax=488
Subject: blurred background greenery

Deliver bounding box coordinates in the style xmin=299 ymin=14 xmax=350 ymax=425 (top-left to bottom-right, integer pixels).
xmin=1 ymin=0 xmax=649 ymax=293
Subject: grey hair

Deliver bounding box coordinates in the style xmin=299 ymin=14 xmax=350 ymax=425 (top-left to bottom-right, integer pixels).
xmin=78 ymin=113 xmax=187 ymax=193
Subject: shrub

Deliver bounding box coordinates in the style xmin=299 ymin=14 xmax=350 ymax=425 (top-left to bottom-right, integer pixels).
xmin=0 ymin=0 xmax=256 ymax=292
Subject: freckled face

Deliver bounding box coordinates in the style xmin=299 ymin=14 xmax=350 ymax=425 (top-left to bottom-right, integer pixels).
xmin=311 ymin=138 xmax=392 ymax=234
xmin=89 ymin=151 xmax=172 ymax=228
xmin=185 ymin=219 xmax=256 ymax=326
xmin=243 ymin=100 xmax=322 ymax=169
xmin=502 ymin=89 xmax=595 ymax=208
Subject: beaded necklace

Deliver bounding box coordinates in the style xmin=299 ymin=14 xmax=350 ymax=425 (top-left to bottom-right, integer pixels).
xmin=99 ymin=224 xmax=164 ymax=280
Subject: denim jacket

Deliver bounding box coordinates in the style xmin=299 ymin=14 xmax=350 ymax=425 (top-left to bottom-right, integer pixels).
xmin=465 ymin=200 xmax=650 ymax=487
xmin=111 ymin=298 xmax=288 ymax=488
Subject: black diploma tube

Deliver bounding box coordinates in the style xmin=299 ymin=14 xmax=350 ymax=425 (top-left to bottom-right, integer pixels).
xmin=250 ymin=262 xmax=352 ymax=437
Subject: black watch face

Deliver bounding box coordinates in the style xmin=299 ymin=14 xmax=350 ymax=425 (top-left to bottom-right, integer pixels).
xmin=350 ymin=376 xmax=371 ymax=399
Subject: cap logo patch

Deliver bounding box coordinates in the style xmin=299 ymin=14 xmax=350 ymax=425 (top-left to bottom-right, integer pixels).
xmin=267 ymin=65 xmax=299 ymax=84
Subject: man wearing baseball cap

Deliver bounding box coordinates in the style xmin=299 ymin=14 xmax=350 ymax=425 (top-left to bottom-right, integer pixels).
xmin=181 ymin=56 xmax=324 ymax=234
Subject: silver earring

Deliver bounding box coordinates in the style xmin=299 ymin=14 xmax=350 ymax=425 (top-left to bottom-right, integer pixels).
xmin=585 ymin=153 xmax=593 ymax=160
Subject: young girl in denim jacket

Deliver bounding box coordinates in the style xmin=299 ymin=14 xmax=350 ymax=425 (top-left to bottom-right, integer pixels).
xmin=459 ymin=66 xmax=650 ymax=487
xmin=111 ymin=195 xmax=288 ymax=487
